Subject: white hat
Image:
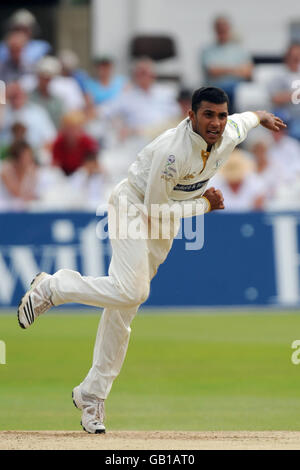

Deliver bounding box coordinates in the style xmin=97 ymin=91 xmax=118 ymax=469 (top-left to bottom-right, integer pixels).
xmin=36 ymin=56 xmax=62 ymax=77
xmin=58 ymin=49 xmax=79 ymax=71
xmin=10 ymin=9 xmax=36 ymax=28
xmin=220 ymin=149 xmax=255 ymax=184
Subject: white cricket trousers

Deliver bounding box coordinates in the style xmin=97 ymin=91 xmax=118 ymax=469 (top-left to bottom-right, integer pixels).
xmin=49 ymin=179 xmax=177 ymax=399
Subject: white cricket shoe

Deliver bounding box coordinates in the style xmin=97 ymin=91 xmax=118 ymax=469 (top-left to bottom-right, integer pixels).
xmin=72 ymin=386 xmax=106 ymax=434
xmin=17 ymin=272 xmax=53 ymax=329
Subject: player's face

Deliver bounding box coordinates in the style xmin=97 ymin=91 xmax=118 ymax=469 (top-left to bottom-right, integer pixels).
xmin=189 ymin=101 xmax=228 ymax=146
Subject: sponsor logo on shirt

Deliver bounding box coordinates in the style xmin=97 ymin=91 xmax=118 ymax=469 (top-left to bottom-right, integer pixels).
xmin=228 ymin=119 xmax=241 ymax=139
xmin=161 ymin=155 xmax=177 ymax=181
xmin=173 ymin=179 xmax=209 ymax=192
xmin=183 ymin=173 xmax=196 ymax=180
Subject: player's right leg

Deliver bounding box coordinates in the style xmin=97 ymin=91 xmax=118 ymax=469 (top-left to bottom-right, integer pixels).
xmin=17 ymin=232 xmax=150 ymax=329
xmin=17 ymin=180 xmax=150 ymax=329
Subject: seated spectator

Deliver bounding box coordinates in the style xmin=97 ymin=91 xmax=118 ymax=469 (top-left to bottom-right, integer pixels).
xmin=29 ymin=56 xmax=64 ymax=129
xmin=69 ymin=152 xmax=106 ymax=209
xmin=58 ymin=49 xmax=89 ymax=93
xmin=103 ymin=58 xmax=179 ymax=139
xmin=269 ymin=126 xmax=300 ymax=180
xmin=201 ymin=16 xmax=253 ymax=112
xmin=144 ymin=88 xmax=191 ymax=139
xmin=176 ymin=88 xmax=192 ymax=120
xmin=49 ymin=54 xmax=86 ymax=112
xmin=0 ymin=9 xmax=51 ymax=67
xmin=0 ymin=122 xmax=26 ymax=160
xmin=0 ymin=140 xmax=37 ymax=210
xmin=83 ymin=56 xmax=127 ymax=105
xmin=0 ymin=139 xmax=67 ymax=211
xmin=0 ymin=30 xmax=31 ymax=84
xmin=52 ymin=111 xmax=98 ymax=175
xmin=266 ymin=175 xmax=300 ymax=210
xmin=210 ymin=149 xmax=265 ymax=211
xmin=0 ymin=81 xmax=56 ymax=153
xmin=249 ymin=134 xmax=284 ymax=203
xmin=269 ymin=43 xmax=300 ymax=140
xmin=30 ymin=55 xmax=85 ymax=114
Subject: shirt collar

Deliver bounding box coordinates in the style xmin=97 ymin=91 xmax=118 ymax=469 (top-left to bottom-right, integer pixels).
xmin=186 ymin=118 xmax=223 ymax=151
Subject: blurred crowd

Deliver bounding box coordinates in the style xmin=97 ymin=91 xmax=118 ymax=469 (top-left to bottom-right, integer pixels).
xmin=0 ymin=9 xmax=299 ymax=212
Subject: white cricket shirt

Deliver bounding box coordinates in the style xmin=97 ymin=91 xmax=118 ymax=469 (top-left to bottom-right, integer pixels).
xmin=127 ymin=112 xmax=259 ymax=217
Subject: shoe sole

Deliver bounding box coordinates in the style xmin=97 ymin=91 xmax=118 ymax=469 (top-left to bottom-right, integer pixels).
xmin=17 ymin=272 xmax=45 ymax=329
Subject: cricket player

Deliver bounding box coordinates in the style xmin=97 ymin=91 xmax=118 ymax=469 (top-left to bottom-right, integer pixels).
xmin=17 ymin=87 xmax=286 ymax=433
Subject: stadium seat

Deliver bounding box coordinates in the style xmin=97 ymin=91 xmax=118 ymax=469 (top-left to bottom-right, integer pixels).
xmin=234 ymin=82 xmax=271 ymax=112
xmin=130 ymin=35 xmax=176 ymax=61
xmin=129 ymin=34 xmax=181 ymax=83
xmin=253 ymin=64 xmax=286 ymax=88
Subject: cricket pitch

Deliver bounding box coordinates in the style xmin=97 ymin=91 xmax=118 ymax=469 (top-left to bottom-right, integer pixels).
xmin=1 ymin=431 xmax=300 ymax=450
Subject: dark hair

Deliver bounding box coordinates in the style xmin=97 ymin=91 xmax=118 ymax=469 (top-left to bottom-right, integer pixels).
xmin=285 ymin=42 xmax=300 ymax=60
xmin=192 ymin=86 xmax=229 ymax=113
xmin=11 ymin=121 xmax=26 ymax=134
xmin=93 ymin=56 xmax=113 ymax=66
xmin=83 ymin=151 xmax=98 ymax=163
xmin=9 ymin=140 xmax=31 ymax=160
xmin=177 ymin=88 xmax=192 ymax=102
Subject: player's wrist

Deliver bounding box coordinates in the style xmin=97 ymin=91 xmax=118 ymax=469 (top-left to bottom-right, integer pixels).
xmin=202 ymin=196 xmax=211 ymax=213
xmin=252 ymin=111 xmax=262 ymax=127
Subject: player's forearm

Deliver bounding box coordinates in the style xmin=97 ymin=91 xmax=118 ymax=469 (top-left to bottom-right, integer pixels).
xmin=178 ymin=197 xmax=210 ymax=217
xmin=167 ymin=197 xmax=210 ymax=218
xmin=208 ymin=63 xmax=252 ymax=79
xmin=146 ymin=197 xmax=210 ymax=222
xmin=208 ymin=66 xmax=235 ymax=78
xmin=238 ymin=63 xmax=253 ymax=79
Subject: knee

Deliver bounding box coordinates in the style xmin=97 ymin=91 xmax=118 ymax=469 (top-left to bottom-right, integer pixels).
xmin=138 ymin=283 xmax=150 ymax=305
xmin=123 ymin=280 xmax=150 ymax=306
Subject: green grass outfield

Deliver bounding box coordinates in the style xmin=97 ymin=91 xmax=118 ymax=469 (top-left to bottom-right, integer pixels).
xmin=1 ymin=309 xmax=300 ymax=431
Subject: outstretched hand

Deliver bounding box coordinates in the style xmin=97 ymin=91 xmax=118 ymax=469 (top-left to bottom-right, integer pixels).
xmin=254 ymin=110 xmax=287 ymax=132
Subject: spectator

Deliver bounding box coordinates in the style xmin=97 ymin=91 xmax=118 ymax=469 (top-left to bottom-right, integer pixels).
xmin=249 ymin=134 xmax=284 ymax=203
xmin=176 ymin=88 xmax=192 ymax=119
xmin=201 ymin=16 xmax=253 ymax=112
xmin=269 ymin=43 xmax=300 ymax=140
xmin=49 ymin=52 xmax=86 ymax=112
xmin=144 ymin=88 xmax=191 ymax=139
xmin=0 ymin=81 xmax=56 ymax=152
xmin=269 ymin=127 xmax=300 ymax=180
xmin=52 ymin=111 xmax=98 ymax=175
xmin=69 ymin=153 xmax=106 ymax=209
xmin=210 ymin=149 xmax=265 ymax=211
xmin=0 ymin=122 xmax=26 ymax=160
xmin=0 ymin=140 xmax=37 ymax=210
xmin=58 ymin=49 xmax=89 ymax=92
xmin=0 ymin=9 xmax=51 ymax=67
xmin=30 ymin=56 xmax=64 ymax=128
xmin=0 ymin=30 xmax=30 ymax=84
xmin=266 ymin=175 xmax=300 ymax=211
xmin=103 ymin=58 xmax=178 ymax=139
xmin=83 ymin=56 xmax=127 ymax=105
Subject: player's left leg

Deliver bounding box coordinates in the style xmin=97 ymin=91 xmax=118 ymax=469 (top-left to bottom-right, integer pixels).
xmin=73 ymin=233 xmax=178 ymax=432
xmin=80 ymin=305 xmax=139 ymax=399
xmin=72 ymin=304 xmax=138 ymax=433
